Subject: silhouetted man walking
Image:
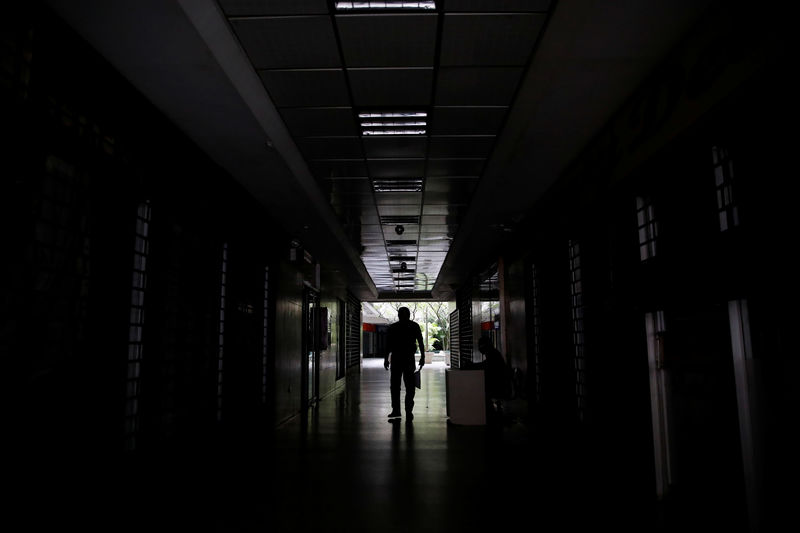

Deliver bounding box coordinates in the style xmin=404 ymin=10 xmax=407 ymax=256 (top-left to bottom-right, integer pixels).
xmin=384 ymin=307 xmax=425 ymax=421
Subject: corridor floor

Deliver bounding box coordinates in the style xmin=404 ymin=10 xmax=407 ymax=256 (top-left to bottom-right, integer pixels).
xmin=24 ymin=359 xmax=667 ymax=532
xmin=201 ymin=359 xmax=654 ymax=532
xmin=260 ymin=359 xmax=534 ymax=532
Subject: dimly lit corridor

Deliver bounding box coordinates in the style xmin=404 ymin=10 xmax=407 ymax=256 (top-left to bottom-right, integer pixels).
xmin=5 ymin=1 xmax=796 ymax=531
xmin=18 ymin=361 xmax=660 ymax=532
xmin=19 ymin=359 xmax=766 ymax=532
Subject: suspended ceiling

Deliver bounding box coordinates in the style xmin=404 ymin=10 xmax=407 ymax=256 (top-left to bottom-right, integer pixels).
xmin=46 ymin=0 xmax=714 ymax=301
xmin=216 ymin=0 xmax=550 ymax=296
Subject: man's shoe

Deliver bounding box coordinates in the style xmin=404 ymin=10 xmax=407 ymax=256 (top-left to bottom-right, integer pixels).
xmin=387 ymin=411 xmax=401 ymax=419
xmin=406 ymin=412 xmax=414 ymax=421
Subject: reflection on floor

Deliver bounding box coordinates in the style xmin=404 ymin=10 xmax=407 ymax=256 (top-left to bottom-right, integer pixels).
xmin=24 ymin=358 xmax=670 ymax=532
xmin=207 ymin=359 xmax=654 ymax=532
xmin=263 ymin=358 xmax=536 ymax=532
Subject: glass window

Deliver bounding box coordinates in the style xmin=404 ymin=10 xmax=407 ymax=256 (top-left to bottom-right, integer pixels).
xmin=217 ymin=243 xmax=228 ymax=422
xmin=635 ymin=195 xmax=658 ymax=261
xmin=568 ymin=240 xmax=586 ymax=421
xmin=712 ymin=146 xmax=739 ymax=232
xmin=124 ymin=201 xmax=150 ymax=451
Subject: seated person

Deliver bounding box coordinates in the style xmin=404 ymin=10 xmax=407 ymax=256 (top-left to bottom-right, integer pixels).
xmin=475 ymin=337 xmax=512 ymax=421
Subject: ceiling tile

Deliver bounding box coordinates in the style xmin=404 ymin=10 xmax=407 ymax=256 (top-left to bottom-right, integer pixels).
xmin=444 ymin=0 xmax=551 ymax=12
xmin=428 ymin=136 xmax=495 ymax=158
xmin=435 ymin=67 xmax=523 ymax=106
xmin=426 ymin=175 xmax=478 ymax=189
xmin=427 ymin=159 xmax=485 ymax=176
xmin=419 ymin=223 xmax=456 ymax=232
xmin=422 ymin=204 xmax=463 ymax=216
xmin=348 ymin=68 xmax=433 ymax=107
xmin=379 ymin=205 xmax=424 ymax=217
xmin=421 ymin=215 xmax=449 ymax=225
xmin=431 ymin=107 xmax=508 ymax=135
xmin=220 ymin=0 xmax=330 ymax=15
xmin=418 ymin=243 xmax=452 ymax=252
xmin=336 ymin=14 xmax=438 ymax=67
xmin=363 ymin=137 xmax=428 ymax=158
xmin=260 ymin=69 xmax=350 ymax=107
xmin=440 ymin=13 xmax=545 ymax=66
xmin=417 ymin=251 xmax=448 ymax=259
xmin=231 ymin=16 xmax=340 ymax=68
xmin=375 ymin=193 xmax=422 ymax=206
xmin=367 ymin=159 xmax=426 ymax=178
xmin=280 ymin=107 xmax=357 ymax=137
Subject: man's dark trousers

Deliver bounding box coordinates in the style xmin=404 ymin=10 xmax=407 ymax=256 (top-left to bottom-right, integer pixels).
xmin=390 ymin=357 xmax=416 ymax=414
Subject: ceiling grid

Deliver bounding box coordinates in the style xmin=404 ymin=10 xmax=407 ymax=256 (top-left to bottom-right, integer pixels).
xmin=217 ymin=0 xmax=551 ymax=296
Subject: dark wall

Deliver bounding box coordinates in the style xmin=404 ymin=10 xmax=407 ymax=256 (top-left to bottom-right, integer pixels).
xmin=273 ymin=259 xmax=304 ymax=426
xmin=487 ymin=2 xmax=792 ymax=529
xmin=3 ymin=3 xmax=354 ymax=459
xmin=500 ymin=257 xmax=528 ymax=385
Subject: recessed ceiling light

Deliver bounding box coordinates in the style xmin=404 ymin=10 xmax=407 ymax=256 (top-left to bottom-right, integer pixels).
xmin=358 ymin=110 xmax=428 ymax=136
xmin=362 ymin=129 xmax=426 ymax=136
xmin=361 ymin=120 xmax=427 ymax=128
xmin=373 ymin=178 xmax=423 ymax=192
xmin=359 ymin=112 xmax=427 ymax=119
xmin=336 ymin=2 xmax=436 ymax=11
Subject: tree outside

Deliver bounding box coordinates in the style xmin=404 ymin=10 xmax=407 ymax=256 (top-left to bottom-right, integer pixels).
xmin=371 ymin=301 xmax=450 ymax=352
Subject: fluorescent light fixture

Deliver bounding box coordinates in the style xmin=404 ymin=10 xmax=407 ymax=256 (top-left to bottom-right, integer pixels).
xmin=363 ymin=129 xmax=426 ymax=136
xmin=373 ymin=178 xmax=423 ymax=192
xmin=359 ymin=110 xmax=428 ymax=136
xmin=336 ymin=2 xmax=436 ymax=10
xmin=361 ymin=121 xmax=426 ymax=127
xmin=359 ymin=112 xmax=427 ymax=119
